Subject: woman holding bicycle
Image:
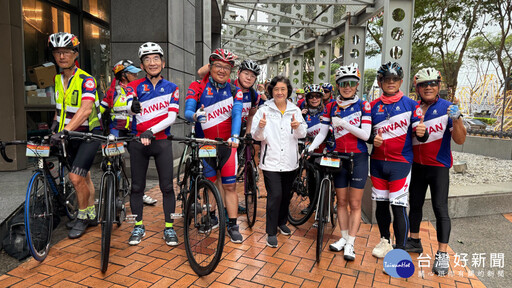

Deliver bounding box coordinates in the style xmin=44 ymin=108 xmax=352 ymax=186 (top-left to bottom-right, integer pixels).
xmin=308 ymin=64 xmax=371 ymax=261
xmin=251 ymin=76 xmax=307 ymax=248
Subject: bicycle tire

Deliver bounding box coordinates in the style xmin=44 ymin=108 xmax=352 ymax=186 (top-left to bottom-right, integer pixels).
xmin=244 ymin=161 xmax=258 ymax=228
xmin=178 ymin=156 xmax=192 ymax=211
xmin=330 ymin=187 xmax=337 ymax=229
xmin=184 ymin=179 xmax=226 ymax=276
xmin=25 ymin=172 xmax=53 ymax=262
xmin=176 ymin=145 xmax=189 ymax=186
xmin=288 ymin=161 xmax=320 ymax=226
xmin=100 ymin=174 xmax=115 ymax=272
xmin=116 ymin=167 xmax=129 ymax=227
xmin=316 ymin=179 xmax=329 ymax=263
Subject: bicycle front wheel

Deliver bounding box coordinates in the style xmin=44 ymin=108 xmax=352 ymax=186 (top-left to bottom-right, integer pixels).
xmin=245 ymin=161 xmax=258 ymax=228
xmin=100 ymin=174 xmax=115 ymax=272
xmin=288 ymin=161 xmax=320 ymax=226
xmin=25 ymin=172 xmax=53 ymax=262
xmin=316 ymin=180 xmax=329 ymax=263
xmin=184 ymin=179 xmax=226 ymax=276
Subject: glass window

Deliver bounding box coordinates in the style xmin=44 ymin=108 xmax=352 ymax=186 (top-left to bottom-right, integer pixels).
xmin=83 ymin=0 xmax=110 ymax=22
xmin=82 ymin=20 xmax=111 ymax=97
xmin=22 ymin=0 xmax=79 ymax=68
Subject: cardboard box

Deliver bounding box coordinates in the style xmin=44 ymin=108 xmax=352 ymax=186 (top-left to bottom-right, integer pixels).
xmin=27 ymin=63 xmax=56 ymax=89
xmin=26 ymin=90 xmax=52 ymax=106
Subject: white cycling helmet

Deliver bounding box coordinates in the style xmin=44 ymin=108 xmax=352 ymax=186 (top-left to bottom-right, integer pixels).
xmin=48 ymin=32 xmax=80 ymax=51
xmin=335 ymin=64 xmax=361 ymax=82
xmin=414 ymin=67 xmax=442 ymax=86
xmin=138 ymin=42 xmax=164 ymax=60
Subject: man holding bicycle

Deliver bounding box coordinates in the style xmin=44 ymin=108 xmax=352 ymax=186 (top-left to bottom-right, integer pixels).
xmin=185 ymin=48 xmax=244 ymax=243
xmin=48 ymin=32 xmax=103 ymax=239
xmin=126 ymin=42 xmax=180 ymax=246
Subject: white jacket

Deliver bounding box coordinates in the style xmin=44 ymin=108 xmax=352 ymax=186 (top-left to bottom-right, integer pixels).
xmin=251 ymin=99 xmax=307 ymax=172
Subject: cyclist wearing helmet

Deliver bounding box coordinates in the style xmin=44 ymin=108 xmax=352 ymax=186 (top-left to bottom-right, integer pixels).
xmin=408 ymin=67 xmax=466 ymax=276
xmin=368 ymin=62 xmax=428 ymax=258
xmin=295 ymin=88 xmax=305 ymax=104
xmin=308 ymin=64 xmax=371 ymax=261
xmin=125 ymin=42 xmax=180 ymax=246
xmin=48 ymin=32 xmax=103 ymax=239
xmin=185 ymin=48 xmax=244 ymax=243
xmin=235 ymin=59 xmax=261 ymax=132
xmin=302 ymin=84 xmax=326 ymax=149
xmin=322 ymin=83 xmax=334 ymax=103
xmin=100 ymin=60 xmax=141 ymax=137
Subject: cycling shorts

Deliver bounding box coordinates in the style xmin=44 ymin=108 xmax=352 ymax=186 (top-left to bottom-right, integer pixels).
xmin=67 ymin=129 xmax=101 ymax=177
xmin=203 ymin=145 xmax=238 ymax=184
xmin=333 ymin=152 xmax=368 ymax=189
xmin=370 ymin=159 xmax=411 ymax=207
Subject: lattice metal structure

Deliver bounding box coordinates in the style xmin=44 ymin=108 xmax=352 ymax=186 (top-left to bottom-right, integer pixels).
xmin=220 ymin=0 xmax=413 ymax=95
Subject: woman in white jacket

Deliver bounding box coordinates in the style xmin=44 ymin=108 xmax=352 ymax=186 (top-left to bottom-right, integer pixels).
xmin=251 ymin=76 xmax=307 ymax=248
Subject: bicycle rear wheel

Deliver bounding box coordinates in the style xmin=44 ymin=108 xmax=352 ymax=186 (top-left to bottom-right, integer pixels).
xmin=61 ymin=166 xmax=78 ymax=220
xmin=100 ymin=174 xmax=115 ymax=272
xmin=184 ymin=179 xmax=226 ymax=276
xmin=244 ymin=161 xmax=258 ymax=228
xmin=25 ymin=172 xmax=53 ymax=262
xmin=316 ymin=180 xmax=329 ymax=263
xmin=288 ymin=161 xmax=320 ymax=226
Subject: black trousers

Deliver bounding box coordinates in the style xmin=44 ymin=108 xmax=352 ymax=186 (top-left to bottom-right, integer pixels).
xmin=128 ymin=139 xmax=175 ymax=223
xmin=263 ymin=169 xmax=298 ymax=235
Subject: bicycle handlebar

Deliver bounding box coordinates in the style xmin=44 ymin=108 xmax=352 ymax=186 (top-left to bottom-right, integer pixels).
xmin=0 ymin=140 xmax=28 ymax=162
xmin=306 ymin=150 xmax=353 ymax=161
xmin=63 ymin=130 xmax=140 ymax=143
xmin=168 ymin=135 xmax=229 ymax=146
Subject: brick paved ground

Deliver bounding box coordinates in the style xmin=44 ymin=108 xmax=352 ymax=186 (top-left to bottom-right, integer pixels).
xmin=0 ymin=177 xmax=488 ymax=287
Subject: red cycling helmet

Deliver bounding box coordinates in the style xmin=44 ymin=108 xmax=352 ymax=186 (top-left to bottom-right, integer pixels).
xmin=209 ymin=48 xmax=237 ymax=67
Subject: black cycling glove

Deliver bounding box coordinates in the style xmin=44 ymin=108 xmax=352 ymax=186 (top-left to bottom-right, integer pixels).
xmin=140 ymin=129 xmax=153 ymax=140
xmin=131 ymin=97 xmax=141 ymax=113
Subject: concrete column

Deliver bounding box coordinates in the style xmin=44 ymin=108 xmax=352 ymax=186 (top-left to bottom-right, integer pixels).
xmin=289 ymin=52 xmax=304 ymax=98
xmin=0 ymin=0 xmax=26 ymax=171
xmin=382 ymin=0 xmax=415 ymax=93
xmin=314 ymin=40 xmax=331 ymax=85
xmin=344 ymin=24 xmax=366 ymax=98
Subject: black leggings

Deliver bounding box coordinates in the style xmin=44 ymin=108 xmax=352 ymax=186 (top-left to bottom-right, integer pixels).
xmin=128 ymin=139 xmax=175 ymax=223
xmin=263 ymin=169 xmax=297 ymax=235
xmin=409 ymin=163 xmax=450 ymax=243
xmin=376 ymin=201 xmax=408 ymax=248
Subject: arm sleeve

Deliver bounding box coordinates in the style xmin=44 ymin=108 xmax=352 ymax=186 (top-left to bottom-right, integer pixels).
xmin=342 ymin=121 xmax=371 ymax=141
xmin=185 ymin=98 xmax=198 ymax=122
xmin=147 ymin=111 xmax=177 ymax=134
xmin=231 ymin=88 xmax=243 ymax=136
xmin=309 ymin=124 xmax=329 ymax=151
xmin=125 ymin=85 xmax=137 ymax=115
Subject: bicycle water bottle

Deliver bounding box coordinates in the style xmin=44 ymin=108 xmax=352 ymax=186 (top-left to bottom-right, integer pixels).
xmin=48 ymin=162 xmax=59 ymax=179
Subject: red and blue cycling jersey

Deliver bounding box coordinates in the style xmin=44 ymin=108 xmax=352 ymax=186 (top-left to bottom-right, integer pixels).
xmin=322 ymin=100 xmax=372 ymax=153
xmin=412 ymin=97 xmax=453 ymax=167
xmin=127 ymin=77 xmax=179 ymax=140
xmin=370 ymin=91 xmax=423 ymax=163
xmin=184 ymin=74 xmax=243 ymax=140
xmin=233 ymin=79 xmax=260 ymax=123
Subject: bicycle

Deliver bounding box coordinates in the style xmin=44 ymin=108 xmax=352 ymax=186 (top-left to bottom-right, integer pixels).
xmin=168 ymin=135 xmax=227 ymax=276
xmin=287 ymin=139 xmax=321 ymax=226
xmin=310 ymin=150 xmax=353 ymax=262
xmin=238 ymin=134 xmax=259 ymax=228
xmin=62 ymin=130 xmax=134 ymax=272
xmin=0 ymin=136 xmax=78 ymax=262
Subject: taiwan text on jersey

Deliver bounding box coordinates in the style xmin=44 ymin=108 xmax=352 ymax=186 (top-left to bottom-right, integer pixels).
xmin=412 ymin=98 xmax=453 ymax=167
xmin=186 ymin=81 xmax=243 ymax=140
xmin=128 ymin=77 xmax=179 ymax=140
xmin=322 ymin=100 xmax=371 ymax=153
xmin=370 ymin=92 xmax=422 ymax=163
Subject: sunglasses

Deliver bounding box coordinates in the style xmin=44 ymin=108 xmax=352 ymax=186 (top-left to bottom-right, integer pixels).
xmin=337 ymin=80 xmax=358 ymax=88
xmin=307 ymin=94 xmax=322 ymax=99
xmin=381 ymin=77 xmax=402 ymax=83
xmin=418 ymin=81 xmax=439 ymax=88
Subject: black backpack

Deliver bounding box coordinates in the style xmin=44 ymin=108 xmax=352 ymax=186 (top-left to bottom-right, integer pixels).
xmin=2 ymin=209 xmax=30 ymax=260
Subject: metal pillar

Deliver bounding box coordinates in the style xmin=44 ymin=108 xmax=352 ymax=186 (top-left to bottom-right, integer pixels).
xmin=266 ymin=58 xmax=278 ymax=79
xmin=314 ymin=39 xmax=332 ymax=85
xmin=344 ymin=23 xmax=366 ymax=98
xmin=382 ymin=0 xmax=415 ymax=94
xmin=289 ymin=52 xmax=304 ymax=98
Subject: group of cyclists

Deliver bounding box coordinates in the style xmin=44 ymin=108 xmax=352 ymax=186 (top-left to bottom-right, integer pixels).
xmin=46 ymin=30 xmax=466 ymax=277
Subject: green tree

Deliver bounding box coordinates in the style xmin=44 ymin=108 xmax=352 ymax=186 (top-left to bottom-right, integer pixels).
xmin=363 ymin=68 xmax=377 ymax=93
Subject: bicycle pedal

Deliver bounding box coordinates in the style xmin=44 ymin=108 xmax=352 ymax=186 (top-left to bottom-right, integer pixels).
xmin=170 ymin=213 xmax=183 ymax=219
xmin=125 ymin=214 xmax=138 ymax=223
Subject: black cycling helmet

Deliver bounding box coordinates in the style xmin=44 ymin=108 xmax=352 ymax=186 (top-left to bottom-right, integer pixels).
xmin=239 ymin=59 xmax=261 ymax=76
xmin=377 ymin=62 xmax=403 ymax=81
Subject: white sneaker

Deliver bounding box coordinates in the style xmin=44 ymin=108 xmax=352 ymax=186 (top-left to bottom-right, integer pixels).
xmin=329 ymin=237 xmax=347 ymax=252
xmin=372 ymin=237 xmax=393 ymax=258
xmin=344 ymin=243 xmax=355 ymax=261
xmin=143 ymin=194 xmax=157 ymax=205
